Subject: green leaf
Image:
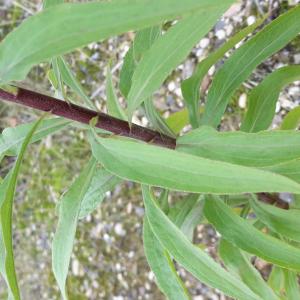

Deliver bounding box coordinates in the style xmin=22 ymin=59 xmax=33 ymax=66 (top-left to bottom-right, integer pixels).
xmin=119 ymin=26 xmax=161 ymax=98
xmin=56 ymin=56 xmax=96 ymax=109
xmin=262 ymin=159 xmax=300 ymax=183
xmin=181 ymin=16 xmax=266 ymax=128
xmin=283 ymin=270 xmax=300 ymax=300
xmin=204 ymin=196 xmax=300 ymax=271
xmin=241 ymin=65 xmax=300 ymax=132
xmin=52 ymin=158 xmax=96 ymax=300
xmin=249 ymin=195 xmax=300 ymax=242
xmin=201 ymin=6 xmax=300 ymax=128
xmin=127 ymin=4 xmax=233 ymax=121
xmin=281 ymin=106 xmax=300 ymax=130
xmin=78 ymin=167 xmax=121 ymax=219
xmin=219 ymin=239 xmax=279 ymax=300
xmin=143 ymin=218 xmax=190 ymax=299
xmin=0 ymin=0 xmax=231 ymax=84
xmin=165 ymin=109 xmax=190 ymax=134
xmin=89 ymin=134 xmax=300 ymax=194
xmin=142 ymin=186 xmax=262 ymax=300
xmin=43 ymin=0 xmax=63 ymax=9
xmin=106 ymin=65 xmax=127 ymax=120
xmin=0 ymin=118 xmax=70 ymax=157
xmin=0 ymin=116 xmax=45 ymax=300
xmin=177 ymin=126 xmax=300 ymax=167
xmin=144 ymin=98 xmax=176 ymax=138
xmin=268 ymin=266 xmax=284 ymax=296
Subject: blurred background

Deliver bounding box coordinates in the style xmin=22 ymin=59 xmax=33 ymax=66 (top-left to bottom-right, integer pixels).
xmin=0 ymin=0 xmax=300 ymax=299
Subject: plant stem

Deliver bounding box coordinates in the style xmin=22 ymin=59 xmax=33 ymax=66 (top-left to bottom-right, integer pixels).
xmin=0 ymin=87 xmax=176 ymax=149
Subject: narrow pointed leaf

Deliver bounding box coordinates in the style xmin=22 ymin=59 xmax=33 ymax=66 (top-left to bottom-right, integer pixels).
xmin=78 ymin=167 xmax=121 ymax=219
xmin=52 ymin=158 xmax=96 ymax=299
xmin=0 ymin=116 xmax=45 ymax=300
xmin=281 ymin=106 xmax=300 ymax=130
xmin=204 ymin=197 xmax=300 ymax=271
xmin=56 ymin=56 xmax=96 ymax=109
xmin=0 ymin=0 xmax=233 ymax=84
xmin=241 ymin=66 xmax=300 ymax=132
xmin=177 ymin=126 xmax=300 ymax=167
xmin=268 ymin=266 xmax=284 ymax=296
xmin=250 ymin=195 xmax=300 ymax=242
xmin=182 ymin=16 xmax=266 ymax=128
xmin=142 ymin=186 xmax=262 ymax=300
xmin=0 ymin=118 xmax=70 ymax=157
xmin=201 ymin=6 xmax=300 ymax=128
xmin=143 ymin=218 xmax=190 ymax=299
xmin=120 ymin=26 xmax=161 ymax=98
xmin=90 ymin=134 xmax=300 ymax=194
xmin=283 ymin=270 xmax=300 ymax=300
xmin=219 ymin=239 xmax=279 ymax=300
xmin=127 ymin=4 xmax=233 ymax=120
xmin=106 ymin=65 xmax=127 ymax=120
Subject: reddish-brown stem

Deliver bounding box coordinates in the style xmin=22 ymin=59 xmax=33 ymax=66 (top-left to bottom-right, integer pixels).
xmin=0 ymin=87 xmax=289 ymax=209
xmin=0 ymin=87 xmax=176 ymax=149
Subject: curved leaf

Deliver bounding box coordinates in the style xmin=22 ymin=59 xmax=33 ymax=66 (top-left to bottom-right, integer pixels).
xmin=143 ymin=218 xmax=190 ymax=299
xmin=127 ymin=4 xmax=233 ymax=121
xmin=219 ymin=239 xmax=279 ymax=300
xmin=181 ymin=16 xmax=266 ymax=128
xmin=89 ymin=134 xmax=300 ymax=194
xmin=142 ymin=186 xmax=262 ymax=300
xmin=283 ymin=270 xmax=300 ymax=300
xmin=281 ymin=106 xmax=300 ymax=130
xmin=241 ymin=65 xmax=300 ymax=132
xmin=0 ymin=116 xmax=45 ymax=300
xmin=250 ymin=195 xmax=300 ymax=242
xmin=0 ymin=0 xmax=231 ymax=84
xmin=177 ymin=126 xmax=300 ymax=167
xmin=52 ymin=158 xmax=96 ymax=299
xmin=204 ymin=196 xmax=300 ymax=271
xmin=201 ymin=5 xmax=300 ymax=128
xmin=0 ymin=118 xmax=70 ymax=157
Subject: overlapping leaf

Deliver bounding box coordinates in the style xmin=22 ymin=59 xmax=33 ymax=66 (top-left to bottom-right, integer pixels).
xmin=181 ymin=16 xmax=266 ymax=128
xmin=281 ymin=106 xmax=300 ymax=130
xmin=127 ymin=4 xmax=233 ymax=121
xmin=142 ymin=186 xmax=262 ymax=300
xmin=201 ymin=5 xmax=300 ymax=128
xmin=0 ymin=0 xmax=234 ymax=84
xmin=143 ymin=218 xmax=189 ymax=299
xmin=219 ymin=239 xmax=279 ymax=300
xmin=250 ymin=195 xmax=300 ymax=242
xmin=0 ymin=116 xmax=44 ymax=300
xmin=52 ymin=158 xmax=96 ymax=299
xmin=204 ymin=196 xmax=300 ymax=271
xmin=241 ymin=65 xmax=300 ymax=132
xmin=177 ymin=126 xmax=300 ymax=167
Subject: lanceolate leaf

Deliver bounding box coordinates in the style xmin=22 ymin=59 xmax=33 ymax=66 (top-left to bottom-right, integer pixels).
xmin=201 ymin=5 xmax=300 ymax=128
xmin=181 ymin=16 xmax=266 ymax=128
xmin=249 ymin=195 xmax=300 ymax=242
xmin=0 ymin=116 xmax=45 ymax=300
xmin=0 ymin=118 xmax=70 ymax=157
xmin=283 ymin=270 xmax=300 ymax=300
xmin=0 ymin=0 xmax=233 ymax=84
xmin=52 ymin=158 xmax=96 ymax=300
xmin=204 ymin=197 xmax=300 ymax=271
xmin=219 ymin=239 xmax=279 ymax=300
xmin=143 ymin=218 xmax=190 ymax=299
xmin=127 ymin=4 xmax=233 ymax=121
xmin=241 ymin=65 xmax=300 ymax=132
xmin=89 ymin=134 xmax=300 ymax=194
xmin=281 ymin=106 xmax=300 ymax=130
xmin=142 ymin=186 xmax=262 ymax=300
xmin=56 ymin=56 xmax=96 ymax=109
xmin=268 ymin=266 xmax=284 ymax=296
xmin=106 ymin=65 xmax=127 ymax=120
xmin=78 ymin=167 xmax=121 ymax=219
xmin=177 ymin=126 xmax=300 ymax=167
xmin=119 ymin=26 xmax=161 ymax=98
